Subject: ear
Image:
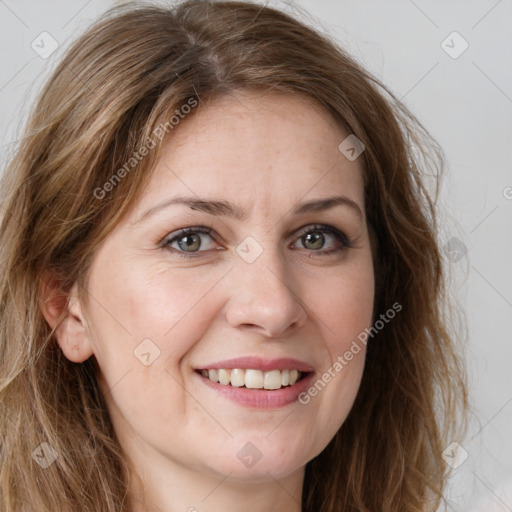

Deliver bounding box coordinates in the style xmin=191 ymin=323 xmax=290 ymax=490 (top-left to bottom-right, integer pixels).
xmin=39 ymin=270 xmax=94 ymax=363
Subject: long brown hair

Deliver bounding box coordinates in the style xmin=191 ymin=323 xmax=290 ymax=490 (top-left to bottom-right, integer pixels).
xmin=0 ymin=1 xmax=468 ymax=510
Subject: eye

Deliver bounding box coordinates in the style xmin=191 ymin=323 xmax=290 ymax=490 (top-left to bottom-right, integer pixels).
xmin=292 ymin=223 xmax=353 ymax=255
xmin=162 ymin=226 xmax=219 ymax=257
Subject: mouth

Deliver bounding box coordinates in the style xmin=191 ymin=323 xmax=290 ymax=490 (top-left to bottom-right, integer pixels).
xmin=194 ymin=368 xmax=310 ymax=391
xmin=193 ymin=356 xmax=315 ymax=408
xmin=194 ymin=364 xmax=315 ymax=409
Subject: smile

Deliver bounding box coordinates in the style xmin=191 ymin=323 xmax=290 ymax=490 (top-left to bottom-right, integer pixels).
xmin=193 ymin=356 xmax=315 ymax=408
xmin=197 ymin=368 xmax=307 ymax=390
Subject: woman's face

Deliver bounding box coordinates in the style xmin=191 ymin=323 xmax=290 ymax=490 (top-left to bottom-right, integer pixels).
xmin=72 ymin=91 xmax=374 ymax=482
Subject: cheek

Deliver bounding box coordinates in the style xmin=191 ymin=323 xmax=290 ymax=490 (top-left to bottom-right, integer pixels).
xmin=316 ymin=257 xmax=375 ymax=354
xmin=85 ymin=262 xmax=215 ymax=436
xmin=87 ymin=257 xmax=221 ymax=363
xmin=300 ymin=257 xmax=373 ymax=436
xmin=315 ymin=278 xmax=372 ymax=392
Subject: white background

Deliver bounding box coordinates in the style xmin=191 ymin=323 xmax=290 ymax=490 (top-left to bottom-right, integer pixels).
xmin=1 ymin=1 xmax=511 ymax=510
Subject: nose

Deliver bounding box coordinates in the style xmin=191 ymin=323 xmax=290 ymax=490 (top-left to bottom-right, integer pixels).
xmin=224 ymin=247 xmax=308 ymax=338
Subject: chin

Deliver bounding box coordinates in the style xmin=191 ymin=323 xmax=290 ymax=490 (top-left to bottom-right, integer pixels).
xmin=202 ymin=446 xmax=309 ymax=482
xmin=218 ymin=459 xmax=306 ymax=483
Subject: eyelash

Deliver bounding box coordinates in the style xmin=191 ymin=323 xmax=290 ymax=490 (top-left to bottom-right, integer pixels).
xmin=160 ymin=223 xmax=354 ymax=259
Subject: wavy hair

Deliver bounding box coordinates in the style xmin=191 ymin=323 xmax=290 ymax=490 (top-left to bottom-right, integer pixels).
xmin=0 ymin=1 xmax=468 ymax=510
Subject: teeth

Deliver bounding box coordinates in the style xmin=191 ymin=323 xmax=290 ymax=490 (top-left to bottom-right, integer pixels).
xmin=264 ymin=370 xmax=282 ymax=390
xmin=230 ymin=368 xmax=245 ymax=387
xmin=218 ymin=369 xmax=231 ymax=386
xmin=245 ymin=369 xmax=264 ymax=389
xmin=201 ymin=368 xmax=305 ymax=390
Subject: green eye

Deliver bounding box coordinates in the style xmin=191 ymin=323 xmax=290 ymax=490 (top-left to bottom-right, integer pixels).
xmin=162 ymin=224 xmax=353 ymax=259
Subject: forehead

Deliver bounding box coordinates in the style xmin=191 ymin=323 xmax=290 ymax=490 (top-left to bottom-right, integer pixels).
xmin=131 ymin=90 xmax=365 ymax=220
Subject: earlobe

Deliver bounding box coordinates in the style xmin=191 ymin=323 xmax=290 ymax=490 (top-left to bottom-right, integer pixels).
xmin=39 ymin=270 xmax=94 ymax=363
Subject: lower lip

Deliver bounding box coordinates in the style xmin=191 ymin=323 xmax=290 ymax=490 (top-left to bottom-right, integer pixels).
xmin=195 ymin=371 xmax=315 ymax=409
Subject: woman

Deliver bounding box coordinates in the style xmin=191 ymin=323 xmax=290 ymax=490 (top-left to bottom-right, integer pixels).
xmin=0 ymin=1 xmax=468 ymax=511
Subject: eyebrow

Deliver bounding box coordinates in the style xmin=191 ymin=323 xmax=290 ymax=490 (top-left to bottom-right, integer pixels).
xmin=133 ymin=194 xmax=364 ymax=225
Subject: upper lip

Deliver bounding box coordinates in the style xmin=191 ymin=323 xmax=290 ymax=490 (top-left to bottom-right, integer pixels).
xmin=195 ymin=357 xmax=315 ymax=373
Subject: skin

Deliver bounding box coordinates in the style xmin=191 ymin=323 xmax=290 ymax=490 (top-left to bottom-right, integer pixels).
xmin=42 ymin=90 xmax=375 ymax=512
